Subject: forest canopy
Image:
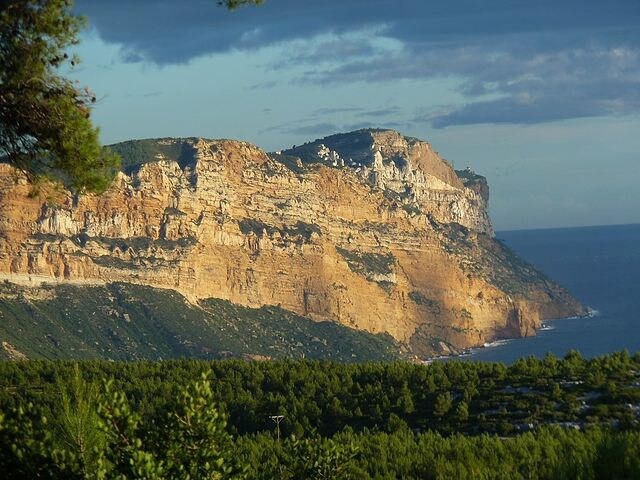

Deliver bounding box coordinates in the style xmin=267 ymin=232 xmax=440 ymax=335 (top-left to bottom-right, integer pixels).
xmin=0 ymin=353 xmax=638 ymax=477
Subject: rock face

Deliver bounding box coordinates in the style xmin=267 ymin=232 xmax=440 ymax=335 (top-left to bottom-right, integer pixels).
xmin=284 ymin=129 xmax=493 ymax=235
xmin=0 ymin=129 xmax=585 ymax=357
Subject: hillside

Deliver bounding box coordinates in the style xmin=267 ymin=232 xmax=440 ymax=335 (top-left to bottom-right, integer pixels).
xmin=0 ymin=282 xmax=403 ymax=361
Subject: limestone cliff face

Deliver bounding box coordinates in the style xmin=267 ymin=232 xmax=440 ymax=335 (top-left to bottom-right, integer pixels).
xmin=283 ymin=129 xmax=493 ymax=235
xmin=0 ymin=129 xmax=585 ymax=357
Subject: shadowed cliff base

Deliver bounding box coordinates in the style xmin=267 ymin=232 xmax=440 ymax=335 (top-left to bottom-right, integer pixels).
xmin=0 ymin=282 xmax=406 ymax=361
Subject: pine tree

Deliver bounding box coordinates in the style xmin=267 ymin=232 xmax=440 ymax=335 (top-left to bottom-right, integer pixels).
xmin=0 ymin=0 xmax=119 ymax=193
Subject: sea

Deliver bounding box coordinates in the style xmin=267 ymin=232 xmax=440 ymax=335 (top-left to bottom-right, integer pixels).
xmin=460 ymin=223 xmax=640 ymax=364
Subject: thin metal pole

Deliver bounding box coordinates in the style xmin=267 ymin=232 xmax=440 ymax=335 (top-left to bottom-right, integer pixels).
xmin=269 ymin=415 xmax=284 ymax=441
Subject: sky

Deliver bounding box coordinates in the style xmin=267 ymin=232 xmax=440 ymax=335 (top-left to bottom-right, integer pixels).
xmin=71 ymin=0 xmax=640 ymax=231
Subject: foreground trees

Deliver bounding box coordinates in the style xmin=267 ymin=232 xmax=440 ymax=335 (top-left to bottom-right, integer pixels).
xmin=0 ymin=0 xmax=119 ymax=193
xmin=0 ymin=370 xmax=357 ymax=479
xmin=1 ymin=388 xmax=639 ymax=479
xmin=0 ymin=353 xmax=638 ymax=478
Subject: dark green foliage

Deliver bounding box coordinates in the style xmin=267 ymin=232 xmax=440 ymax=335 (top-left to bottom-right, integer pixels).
xmin=0 ymin=282 xmax=404 ymax=362
xmin=283 ymin=128 xmax=393 ymax=166
xmin=336 ymin=247 xmax=395 ymax=277
xmin=0 ymin=355 xmax=638 ymax=479
xmin=0 ymin=370 xmax=246 ymax=478
xmin=221 ymin=0 xmax=264 ymax=10
xmin=70 ymin=233 xmax=197 ymax=251
xmin=200 ymin=299 xmax=403 ymax=362
xmin=97 ymin=372 xmax=245 ymax=479
xmin=427 ymin=217 xmax=577 ymax=304
xmin=434 ymin=391 xmax=453 ymax=417
xmin=96 ymin=382 xmax=166 ymax=478
xmin=0 ymin=352 xmax=637 ymax=439
xmin=163 ymin=372 xmax=242 ymax=478
xmin=238 ymin=218 xmax=321 ymax=241
xmin=0 ymin=0 xmax=120 ymax=193
xmin=283 ymin=435 xmax=359 ymax=479
xmin=236 ymin=427 xmax=640 ymax=479
xmin=106 ymin=138 xmax=199 ymax=174
xmin=0 ymin=400 xmax=82 ymax=478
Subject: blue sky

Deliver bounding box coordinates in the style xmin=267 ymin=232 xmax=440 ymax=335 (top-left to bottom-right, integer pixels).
xmin=72 ymin=0 xmax=640 ymax=230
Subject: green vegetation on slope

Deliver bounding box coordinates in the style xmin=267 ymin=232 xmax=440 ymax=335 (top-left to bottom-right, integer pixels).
xmin=69 ymin=233 xmax=197 ymax=251
xmin=0 ymin=282 xmax=405 ymax=362
xmin=106 ymin=138 xmax=198 ymax=173
xmin=428 ymin=217 xmax=576 ymax=301
xmin=238 ymin=218 xmax=321 ymax=242
xmin=283 ymin=128 xmax=396 ymax=166
xmin=336 ymin=247 xmax=395 ymax=277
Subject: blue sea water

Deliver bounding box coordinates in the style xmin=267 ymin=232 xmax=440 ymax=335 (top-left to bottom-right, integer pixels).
xmin=463 ymin=223 xmax=640 ymax=363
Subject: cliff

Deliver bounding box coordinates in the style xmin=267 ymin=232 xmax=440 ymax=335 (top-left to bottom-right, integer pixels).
xmin=282 ymin=129 xmax=493 ymax=235
xmin=0 ymin=129 xmax=585 ymax=359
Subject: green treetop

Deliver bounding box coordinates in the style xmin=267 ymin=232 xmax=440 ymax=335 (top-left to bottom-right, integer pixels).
xmin=0 ymin=0 xmax=119 ymax=194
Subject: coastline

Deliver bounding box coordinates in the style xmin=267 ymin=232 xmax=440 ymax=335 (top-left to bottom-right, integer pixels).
xmin=425 ymin=307 xmax=600 ymax=364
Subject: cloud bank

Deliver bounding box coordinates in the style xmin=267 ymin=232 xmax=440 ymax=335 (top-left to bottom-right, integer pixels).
xmin=77 ymin=0 xmax=640 ymax=128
